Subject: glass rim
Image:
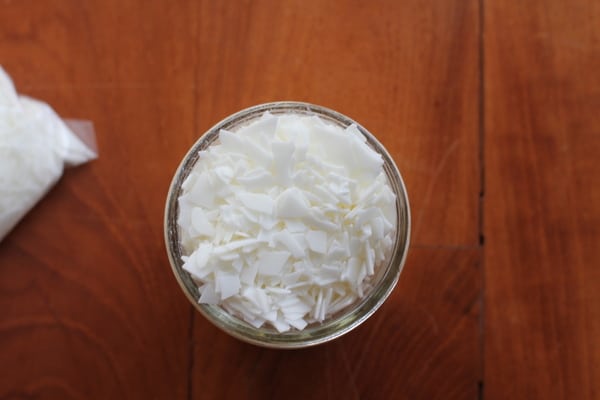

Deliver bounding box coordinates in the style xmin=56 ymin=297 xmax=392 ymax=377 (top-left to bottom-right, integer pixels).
xmin=164 ymin=101 xmax=411 ymax=348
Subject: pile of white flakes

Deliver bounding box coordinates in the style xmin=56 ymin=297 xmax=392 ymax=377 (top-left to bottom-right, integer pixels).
xmin=178 ymin=112 xmax=397 ymax=332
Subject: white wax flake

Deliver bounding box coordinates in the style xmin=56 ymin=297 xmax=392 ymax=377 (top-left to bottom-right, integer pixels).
xmin=237 ymin=168 xmax=273 ymax=189
xmin=191 ymin=207 xmax=215 ymax=237
xmin=272 ymin=319 xmax=291 ymax=333
xmin=177 ymin=112 xmax=397 ymax=332
xmin=258 ymin=250 xmax=291 ymax=276
xmin=213 ymin=238 xmax=260 ymax=255
xmin=188 ymin=173 xmax=215 ymax=208
xmin=216 ymin=273 xmax=241 ymax=300
xmin=285 ymin=220 xmax=307 ymax=233
xmin=271 ymin=141 xmax=295 ymax=185
xmin=182 ymin=242 xmax=212 ymax=279
xmin=242 ymin=287 xmax=271 ymax=313
xmin=214 ymin=166 xmax=234 ymax=183
xmin=306 ymin=230 xmax=327 ymax=254
xmin=273 ymin=230 xmax=305 ymax=258
xmin=288 ymin=319 xmax=308 ymax=330
xmin=237 ymin=192 xmax=275 ymax=214
xmin=240 ymin=261 xmax=259 ymax=285
xmin=220 ymin=129 xmax=272 ymax=166
xmin=275 ymin=187 xmax=310 ymax=218
xmin=198 ymin=283 xmax=219 ymax=304
xmin=243 ymin=112 xmax=278 ymax=141
xmin=347 ymin=126 xmax=383 ymax=175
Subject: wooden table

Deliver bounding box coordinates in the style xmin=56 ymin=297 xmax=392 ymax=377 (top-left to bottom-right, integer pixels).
xmin=1 ymin=1 xmax=598 ymax=399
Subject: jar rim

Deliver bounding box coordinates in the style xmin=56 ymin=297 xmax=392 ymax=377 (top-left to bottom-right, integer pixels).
xmin=164 ymin=101 xmax=411 ymax=348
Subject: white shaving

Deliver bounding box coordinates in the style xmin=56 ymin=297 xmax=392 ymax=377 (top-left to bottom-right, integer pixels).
xmin=178 ymin=112 xmax=396 ymax=332
xmin=0 ymin=67 xmax=97 ymax=241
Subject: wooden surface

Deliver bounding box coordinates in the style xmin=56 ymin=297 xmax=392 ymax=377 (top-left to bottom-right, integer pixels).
xmin=484 ymin=1 xmax=600 ymax=398
xmin=0 ymin=1 xmax=596 ymax=399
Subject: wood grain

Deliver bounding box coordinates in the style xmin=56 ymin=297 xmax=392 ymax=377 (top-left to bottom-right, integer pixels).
xmin=484 ymin=0 xmax=600 ymax=398
xmin=191 ymin=247 xmax=481 ymax=400
xmin=0 ymin=1 xmax=196 ymax=398
xmin=4 ymin=0 xmax=598 ymax=398
xmin=191 ymin=2 xmax=483 ymax=398
xmin=0 ymin=1 xmax=485 ymax=398
xmin=193 ymin=0 xmax=481 ymax=247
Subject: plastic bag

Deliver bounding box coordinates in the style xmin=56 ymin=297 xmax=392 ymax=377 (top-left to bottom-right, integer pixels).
xmin=0 ymin=66 xmax=98 ymax=241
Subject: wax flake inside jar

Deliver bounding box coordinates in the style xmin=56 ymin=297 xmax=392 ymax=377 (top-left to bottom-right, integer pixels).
xmin=177 ymin=112 xmax=397 ymax=332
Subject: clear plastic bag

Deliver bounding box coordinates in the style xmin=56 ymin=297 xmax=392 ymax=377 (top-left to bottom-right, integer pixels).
xmin=0 ymin=67 xmax=98 ymax=241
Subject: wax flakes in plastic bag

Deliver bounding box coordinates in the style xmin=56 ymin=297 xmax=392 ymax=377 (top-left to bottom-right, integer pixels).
xmin=0 ymin=66 xmax=98 ymax=241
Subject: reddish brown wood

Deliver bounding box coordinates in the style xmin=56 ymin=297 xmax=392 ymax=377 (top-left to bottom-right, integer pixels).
xmin=0 ymin=1 xmax=196 ymax=398
xmin=193 ymin=0 xmax=482 ymax=247
xmin=0 ymin=0 xmax=483 ymax=397
xmin=484 ymin=0 xmax=600 ymax=398
xmin=19 ymin=0 xmax=600 ymax=398
xmin=191 ymin=248 xmax=481 ymax=400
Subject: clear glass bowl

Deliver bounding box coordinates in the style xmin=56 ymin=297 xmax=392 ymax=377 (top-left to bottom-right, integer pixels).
xmin=164 ymin=102 xmax=410 ymax=348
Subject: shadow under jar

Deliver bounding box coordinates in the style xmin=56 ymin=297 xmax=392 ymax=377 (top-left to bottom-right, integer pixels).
xmin=164 ymin=102 xmax=410 ymax=348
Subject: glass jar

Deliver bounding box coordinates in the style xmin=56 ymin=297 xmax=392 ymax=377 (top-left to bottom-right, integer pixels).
xmin=164 ymin=102 xmax=410 ymax=348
